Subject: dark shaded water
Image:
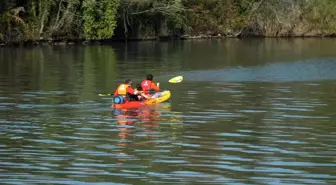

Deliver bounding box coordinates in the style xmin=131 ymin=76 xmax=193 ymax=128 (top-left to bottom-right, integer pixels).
xmin=1 ymin=39 xmax=336 ymax=184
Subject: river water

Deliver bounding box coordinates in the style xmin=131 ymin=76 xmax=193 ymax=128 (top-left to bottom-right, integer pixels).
xmin=0 ymin=38 xmax=336 ymax=184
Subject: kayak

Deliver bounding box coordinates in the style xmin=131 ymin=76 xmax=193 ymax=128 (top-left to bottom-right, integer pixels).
xmin=144 ymin=90 xmax=171 ymax=104
xmin=112 ymin=90 xmax=171 ymax=109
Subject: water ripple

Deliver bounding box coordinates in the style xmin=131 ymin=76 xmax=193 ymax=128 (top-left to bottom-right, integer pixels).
xmin=1 ymin=52 xmax=336 ymax=184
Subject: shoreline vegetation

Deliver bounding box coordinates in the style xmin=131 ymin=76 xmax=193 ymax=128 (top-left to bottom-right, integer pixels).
xmin=1 ymin=0 xmax=336 ymax=46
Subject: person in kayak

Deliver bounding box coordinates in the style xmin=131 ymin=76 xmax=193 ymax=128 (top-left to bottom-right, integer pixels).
xmin=135 ymin=84 xmax=150 ymax=101
xmin=114 ymin=79 xmax=140 ymax=102
xmin=141 ymin=74 xmax=160 ymax=95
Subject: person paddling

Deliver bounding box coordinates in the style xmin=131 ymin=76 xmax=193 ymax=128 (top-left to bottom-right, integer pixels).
xmin=135 ymin=84 xmax=150 ymax=100
xmin=113 ymin=79 xmax=140 ymax=102
xmin=141 ymin=74 xmax=160 ymax=95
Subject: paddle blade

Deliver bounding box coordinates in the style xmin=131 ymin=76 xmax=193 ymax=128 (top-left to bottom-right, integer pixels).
xmin=98 ymin=93 xmax=112 ymax=96
xmin=168 ymin=76 xmax=183 ymax=83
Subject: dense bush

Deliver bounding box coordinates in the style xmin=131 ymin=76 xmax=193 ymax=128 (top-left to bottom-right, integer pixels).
xmin=1 ymin=0 xmax=336 ymax=43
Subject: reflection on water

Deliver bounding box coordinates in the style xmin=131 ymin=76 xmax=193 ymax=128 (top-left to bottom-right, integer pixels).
xmin=1 ymin=39 xmax=336 ymax=184
xmin=114 ymin=107 xmax=165 ymax=146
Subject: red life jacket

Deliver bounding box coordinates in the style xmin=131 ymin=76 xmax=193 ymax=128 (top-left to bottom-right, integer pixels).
xmin=141 ymin=80 xmax=152 ymax=94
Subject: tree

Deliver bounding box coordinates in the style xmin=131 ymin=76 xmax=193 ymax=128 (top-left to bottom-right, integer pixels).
xmin=82 ymin=0 xmax=119 ymax=40
xmin=118 ymin=0 xmax=185 ymax=38
xmin=0 ymin=6 xmax=25 ymax=42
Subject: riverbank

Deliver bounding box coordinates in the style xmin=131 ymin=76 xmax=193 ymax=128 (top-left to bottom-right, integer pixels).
xmin=2 ymin=33 xmax=336 ymax=47
xmin=2 ymin=0 xmax=336 ymax=48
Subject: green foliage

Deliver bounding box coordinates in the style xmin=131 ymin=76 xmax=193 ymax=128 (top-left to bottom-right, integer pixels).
xmin=182 ymin=0 xmax=241 ymax=34
xmin=82 ymin=0 xmax=119 ymax=40
xmin=2 ymin=0 xmax=336 ymax=43
xmin=0 ymin=7 xmax=25 ymax=29
xmin=166 ymin=0 xmax=185 ymax=30
xmin=302 ymin=0 xmax=336 ymax=33
xmin=117 ymin=0 xmax=185 ymax=38
xmin=0 ymin=6 xmax=26 ymax=42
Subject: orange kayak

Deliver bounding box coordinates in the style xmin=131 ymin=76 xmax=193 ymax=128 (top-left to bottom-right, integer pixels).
xmin=112 ymin=101 xmax=144 ymax=109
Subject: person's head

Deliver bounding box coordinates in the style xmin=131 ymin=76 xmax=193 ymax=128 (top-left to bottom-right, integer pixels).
xmin=136 ymin=84 xmax=142 ymax=91
xmin=146 ymin=74 xmax=153 ymax=81
xmin=125 ymin=79 xmax=132 ymax=85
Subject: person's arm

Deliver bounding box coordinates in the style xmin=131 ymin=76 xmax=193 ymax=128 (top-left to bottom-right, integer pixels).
xmin=126 ymin=87 xmax=137 ymax=95
xmin=114 ymin=89 xmax=118 ymax=96
xmin=151 ymin=82 xmax=160 ymax=91
xmin=140 ymin=93 xmax=150 ymax=99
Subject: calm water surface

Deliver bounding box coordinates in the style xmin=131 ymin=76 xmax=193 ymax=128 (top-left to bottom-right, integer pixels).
xmin=1 ymin=39 xmax=336 ymax=184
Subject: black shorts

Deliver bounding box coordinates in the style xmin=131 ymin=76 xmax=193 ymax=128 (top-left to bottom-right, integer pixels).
xmin=126 ymin=93 xmax=140 ymax=101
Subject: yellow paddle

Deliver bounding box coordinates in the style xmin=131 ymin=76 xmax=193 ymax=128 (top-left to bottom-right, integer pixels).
xmin=98 ymin=93 xmax=112 ymax=96
xmin=168 ymin=76 xmax=183 ymax=83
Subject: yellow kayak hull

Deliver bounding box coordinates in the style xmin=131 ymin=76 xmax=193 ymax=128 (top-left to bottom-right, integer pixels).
xmin=144 ymin=90 xmax=171 ymax=105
